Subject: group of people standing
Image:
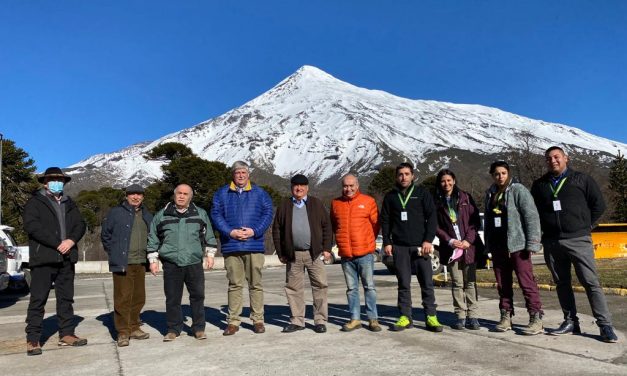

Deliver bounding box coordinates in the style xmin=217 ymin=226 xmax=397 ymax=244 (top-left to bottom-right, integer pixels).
xmin=21 ymin=146 xmax=618 ymax=356
xmin=432 ymin=146 xmax=617 ymax=342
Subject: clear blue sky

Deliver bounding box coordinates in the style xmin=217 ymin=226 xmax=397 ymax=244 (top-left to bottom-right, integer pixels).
xmin=2 ymin=0 xmax=626 ymax=170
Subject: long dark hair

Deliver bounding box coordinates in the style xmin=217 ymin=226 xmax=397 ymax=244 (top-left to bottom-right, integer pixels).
xmin=489 ymin=161 xmax=512 ymax=209
xmin=435 ymin=169 xmax=459 ymax=202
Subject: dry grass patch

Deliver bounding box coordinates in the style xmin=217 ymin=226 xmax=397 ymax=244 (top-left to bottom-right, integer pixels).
xmin=476 ymin=258 xmax=627 ymax=289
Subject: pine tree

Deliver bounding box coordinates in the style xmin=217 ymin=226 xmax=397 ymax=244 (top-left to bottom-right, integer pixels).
xmin=608 ymin=151 xmax=627 ymax=222
xmin=144 ymin=143 xmax=231 ymax=211
xmin=367 ymin=166 xmax=396 ymax=201
xmin=0 ymin=138 xmax=38 ymax=244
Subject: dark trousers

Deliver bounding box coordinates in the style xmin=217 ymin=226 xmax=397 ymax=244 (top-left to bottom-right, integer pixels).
xmin=25 ymin=261 xmax=76 ymax=342
xmin=492 ymin=248 xmax=542 ymax=315
xmin=162 ymin=260 xmax=205 ymax=334
xmin=113 ymin=264 xmax=146 ymax=337
xmin=543 ymin=236 xmax=612 ymax=326
xmin=393 ymin=245 xmax=437 ymax=317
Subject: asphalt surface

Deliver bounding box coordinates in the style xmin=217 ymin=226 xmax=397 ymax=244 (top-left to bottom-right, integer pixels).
xmin=0 ymin=263 xmax=625 ymax=375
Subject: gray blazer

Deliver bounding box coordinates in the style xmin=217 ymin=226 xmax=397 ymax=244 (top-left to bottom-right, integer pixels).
xmin=484 ymin=182 xmax=542 ymax=253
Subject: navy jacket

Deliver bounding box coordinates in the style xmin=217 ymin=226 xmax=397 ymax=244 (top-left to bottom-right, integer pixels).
xmin=101 ymin=201 xmax=153 ymax=272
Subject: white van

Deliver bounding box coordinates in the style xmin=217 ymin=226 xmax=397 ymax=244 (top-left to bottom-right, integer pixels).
xmin=0 ymin=225 xmax=30 ymax=291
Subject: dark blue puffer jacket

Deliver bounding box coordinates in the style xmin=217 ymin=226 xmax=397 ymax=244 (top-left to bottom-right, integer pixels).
xmin=210 ymin=182 xmax=273 ymax=254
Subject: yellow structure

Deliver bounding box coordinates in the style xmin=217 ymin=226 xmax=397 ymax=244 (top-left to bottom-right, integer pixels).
xmin=592 ymin=224 xmax=627 ymax=259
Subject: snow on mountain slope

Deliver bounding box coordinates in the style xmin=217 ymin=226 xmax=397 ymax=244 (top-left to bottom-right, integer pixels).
xmin=68 ymin=65 xmax=627 ymax=186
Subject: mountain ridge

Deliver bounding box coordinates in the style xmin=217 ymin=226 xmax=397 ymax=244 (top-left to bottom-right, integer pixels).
xmin=66 ymin=65 xmax=627 ymax=189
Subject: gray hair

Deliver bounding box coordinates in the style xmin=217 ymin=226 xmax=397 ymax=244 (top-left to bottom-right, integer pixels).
xmin=174 ymin=183 xmax=194 ymax=198
xmin=231 ymin=161 xmax=250 ymax=173
xmin=341 ymin=173 xmax=359 ymax=186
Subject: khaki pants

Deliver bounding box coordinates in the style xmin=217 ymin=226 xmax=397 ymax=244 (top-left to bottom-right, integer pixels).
xmin=112 ymin=264 xmax=146 ymax=336
xmin=285 ymin=251 xmax=328 ymax=326
xmin=448 ymin=260 xmax=478 ymax=319
xmin=224 ymin=253 xmax=265 ymax=325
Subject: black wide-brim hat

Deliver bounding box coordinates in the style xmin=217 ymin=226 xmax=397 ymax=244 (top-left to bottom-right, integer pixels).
xmin=37 ymin=167 xmax=72 ymax=183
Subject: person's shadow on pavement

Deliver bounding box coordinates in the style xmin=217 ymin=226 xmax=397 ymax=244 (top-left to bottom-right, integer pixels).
xmin=39 ymin=315 xmax=85 ymax=345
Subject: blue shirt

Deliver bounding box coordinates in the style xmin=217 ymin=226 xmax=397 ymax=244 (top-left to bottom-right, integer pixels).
xmin=551 ymin=168 xmax=568 ymax=187
xmin=291 ymin=195 xmax=308 ymax=209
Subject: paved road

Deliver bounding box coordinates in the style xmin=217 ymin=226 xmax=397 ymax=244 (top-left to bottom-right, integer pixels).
xmin=0 ymin=264 xmax=625 ymax=375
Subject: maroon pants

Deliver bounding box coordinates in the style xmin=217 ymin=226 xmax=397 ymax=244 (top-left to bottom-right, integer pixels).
xmin=491 ymin=249 xmax=542 ymax=315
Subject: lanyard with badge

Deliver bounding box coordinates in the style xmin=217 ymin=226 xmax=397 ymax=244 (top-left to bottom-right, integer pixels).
xmin=398 ymin=185 xmax=415 ymax=221
xmin=492 ymin=192 xmax=503 ymax=228
xmin=550 ymin=177 xmax=567 ymax=211
xmin=446 ymin=197 xmax=462 ymax=240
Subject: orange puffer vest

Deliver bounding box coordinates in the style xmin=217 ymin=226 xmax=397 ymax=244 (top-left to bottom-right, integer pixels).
xmin=331 ymin=191 xmax=380 ymax=258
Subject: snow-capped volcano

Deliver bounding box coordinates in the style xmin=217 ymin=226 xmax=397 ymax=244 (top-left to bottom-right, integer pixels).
xmin=68 ymin=65 xmax=627 ymax=187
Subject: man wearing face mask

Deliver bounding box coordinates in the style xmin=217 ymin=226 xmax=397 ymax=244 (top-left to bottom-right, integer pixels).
xmin=22 ymin=167 xmax=87 ymax=356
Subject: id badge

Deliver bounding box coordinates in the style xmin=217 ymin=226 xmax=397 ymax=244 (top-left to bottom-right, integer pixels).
xmin=453 ymin=224 xmax=461 ymax=240
xmin=494 ymin=217 xmax=502 ymax=228
xmin=553 ymin=200 xmax=562 ymax=211
xmin=401 ymin=211 xmax=408 ymax=221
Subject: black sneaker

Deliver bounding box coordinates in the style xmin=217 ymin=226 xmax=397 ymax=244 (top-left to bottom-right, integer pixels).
xmin=466 ymin=318 xmax=480 ymax=330
xmin=452 ymin=319 xmax=465 ymax=330
xmin=314 ymin=324 xmax=327 ymax=333
xmin=282 ymin=324 xmax=305 ymax=333
xmin=600 ymin=325 xmax=618 ymax=343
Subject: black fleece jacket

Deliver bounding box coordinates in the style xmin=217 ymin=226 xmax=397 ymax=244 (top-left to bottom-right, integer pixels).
xmin=531 ymin=169 xmax=605 ymax=240
xmin=381 ymin=184 xmax=437 ymax=247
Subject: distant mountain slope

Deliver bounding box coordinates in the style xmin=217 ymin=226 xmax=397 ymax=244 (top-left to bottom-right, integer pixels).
xmin=67 ymin=65 xmax=627 ymax=189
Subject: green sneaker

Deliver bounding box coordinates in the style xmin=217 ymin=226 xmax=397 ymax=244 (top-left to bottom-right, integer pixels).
xmin=426 ymin=315 xmax=444 ymax=332
xmin=392 ymin=315 xmax=413 ymax=331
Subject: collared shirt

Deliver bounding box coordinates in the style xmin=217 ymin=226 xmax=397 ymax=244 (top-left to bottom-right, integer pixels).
xmin=551 ymin=168 xmax=568 ymax=187
xmin=175 ymin=206 xmax=189 ymax=214
xmin=291 ymin=195 xmax=308 ymax=209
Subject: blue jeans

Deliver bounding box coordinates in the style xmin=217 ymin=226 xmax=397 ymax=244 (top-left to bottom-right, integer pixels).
xmin=341 ymin=253 xmax=378 ymax=320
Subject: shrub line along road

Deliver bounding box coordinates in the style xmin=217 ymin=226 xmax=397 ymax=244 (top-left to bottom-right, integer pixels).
xmin=0 ymin=263 xmax=625 ymax=375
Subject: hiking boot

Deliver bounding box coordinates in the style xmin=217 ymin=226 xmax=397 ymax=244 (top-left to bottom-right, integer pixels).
xmin=521 ymin=312 xmax=543 ymax=336
xmin=368 ymin=319 xmax=382 ymax=332
xmin=426 ymin=315 xmax=444 ymax=332
xmin=163 ymin=332 xmax=178 ymax=342
xmin=392 ymin=315 xmax=413 ymax=331
xmin=452 ymin=318 xmax=465 ymax=330
xmin=129 ymin=329 xmax=150 ymax=340
xmin=342 ymin=319 xmax=362 ymax=332
xmin=58 ymin=334 xmax=88 ymax=347
xmin=600 ymin=325 xmax=618 ymax=343
xmin=117 ymin=335 xmax=130 ymax=347
xmin=466 ymin=318 xmax=480 ymax=330
xmin=27 ymin=341 xmax=42 ymax=356
xmin=494 ymin=310 xmax=512 ymax=332
xmin=194 ymin=331 xmax=207 ymax=340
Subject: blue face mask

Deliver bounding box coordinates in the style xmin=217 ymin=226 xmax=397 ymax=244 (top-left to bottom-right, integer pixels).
xmin=48 ymin=181 xmax=64 ymax=194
